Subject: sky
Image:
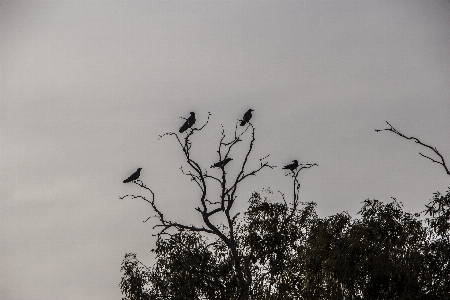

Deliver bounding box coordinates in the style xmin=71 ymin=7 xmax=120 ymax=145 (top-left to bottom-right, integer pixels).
xmin=1 ymin=1 xmax=449 ymax=299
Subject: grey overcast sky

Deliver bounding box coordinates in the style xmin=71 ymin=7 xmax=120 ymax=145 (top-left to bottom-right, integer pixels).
xmin=1 ymin=1 xmax=449 ymax=299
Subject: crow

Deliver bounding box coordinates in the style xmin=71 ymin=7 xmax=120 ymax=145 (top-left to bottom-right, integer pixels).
xmin=123 ymin=168 xmax=142 ymax=183
xmin=211 ymin=157 xmax=233 ymax=168
xmin=282 ymin=160 xmax=299 ymax=172
xmin=179 ymin=112 xmax=196 ymax=133
xmin=240 ymin=109 xmax=254 ymax=126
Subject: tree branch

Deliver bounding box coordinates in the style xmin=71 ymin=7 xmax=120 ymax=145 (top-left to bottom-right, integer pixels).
xmin=226 ymin=124 xmax=276 ymax=211
xmin=284 ymin=163 xmax=318 ymax=219
xmin=375 ymin=121 xmax=449 ymax=175
xmin=120 ymin=180 xmax=215 ymax=237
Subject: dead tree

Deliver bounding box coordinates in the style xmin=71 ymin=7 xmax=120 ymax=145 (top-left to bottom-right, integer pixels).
xmin=121 ymin=113 xmax=278 ymax=298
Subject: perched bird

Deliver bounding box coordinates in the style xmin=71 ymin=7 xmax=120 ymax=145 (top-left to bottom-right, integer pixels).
xmin=240 ymin=109 xmax=254 ymax=126
xmin=211 ymin=157 xmax=233 ymax=168
xmin=282 ymin=160 xmax=299 ymax=172
xmin=179 ymin=112 xmax=196 ymax=133
xmin=123 ymin=168 xmax=142 ymax=183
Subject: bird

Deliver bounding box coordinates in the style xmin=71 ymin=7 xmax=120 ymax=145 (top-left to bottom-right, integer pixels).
xmin=123 ymin=168 xmax=142 ymax=183
xmin=211 ymin=157 xmax=233 ymax=168
xmin=240 ymin=109 xmax=254 ymax=126
xmin=179 ymin=112 xmax=196 ymax=133
xmin=282 ymin=160 xmax=299 ymax=172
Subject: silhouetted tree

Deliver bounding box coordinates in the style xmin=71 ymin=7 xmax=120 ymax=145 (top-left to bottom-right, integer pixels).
xmin=120 ymin=111 xmax=317 ymax=299
xmin=119 ymin=118 xmax=449 ymax=299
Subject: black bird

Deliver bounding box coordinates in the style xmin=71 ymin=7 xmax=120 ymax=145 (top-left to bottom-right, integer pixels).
xmin=282 ymin=160 xmax=299 ymax=172
xmin=123 ymin=168 xmax=142 ymax=183
xmin=179 ymin=112 xmax=196 ymax=133
xmin=211 ymin=157 xmax=233 ymax=168
xmin=240 ymin=109 xmax=254 ymax=126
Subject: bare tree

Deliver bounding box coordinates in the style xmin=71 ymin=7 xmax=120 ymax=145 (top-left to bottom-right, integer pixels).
xmin=121 ymin=112 xmax=284 ymax=297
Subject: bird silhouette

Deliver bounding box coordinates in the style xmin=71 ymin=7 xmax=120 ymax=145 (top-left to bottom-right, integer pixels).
xmin=179 ymin=112 xmax=196 ymax=133
xmin=123 ymin=168 xmax=142 ymax=183
xmin=211 ymin=157 xmax=233 ymax=168
xmin=240 ymin=109 xmax=254 ymax=126
xmin=282 ymin=160 xmax=299 ymax=171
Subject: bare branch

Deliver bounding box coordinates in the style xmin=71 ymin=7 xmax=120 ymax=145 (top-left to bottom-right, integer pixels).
xmin=203 ymin=173 xmax=222 ymax=184
xmin=375 ymin=121 xmax=449 ymax=175
xmin=284 ymin=163 xmax=318 ymax=218
xmin=159 ymin=112 xmax=212 ymax=156
xmin=120 ymin=180 xmax=215 ymax=236
xmin=179 ymin=165 xmax=205 ymax=191
xmin=231 ymin=212 xmax=241 ymax=225
xmin=205 ymin=198 xmax=221 ymax=205
xmin=278 ymin=190 xmax=287 ymax=206
xmin=205 ymin=207 xmax=222 ymax=217
xmin=154 ymin=222 xmax=215 ymax=236
xmin=221 ymin=120 xmax=252 ymax=147
xmin=226 ymin=124 xmax=276 ymax=211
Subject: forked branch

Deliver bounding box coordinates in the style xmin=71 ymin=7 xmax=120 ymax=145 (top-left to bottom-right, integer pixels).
xmin=284 ymin=163 xmax=318 ymax=218
xmin=120 ymin=180 xmax=215 ymax=237
xmin=375 ymin=121 xmax=449 ymax=176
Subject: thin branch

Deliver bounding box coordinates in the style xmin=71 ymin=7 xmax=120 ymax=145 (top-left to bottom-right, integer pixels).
xmin=205 ymin=198 xmax=221 ymax=205
xmin=204 ymin=174 xmax=222 ymax=184
xmin=375 ymin=121 xmax=449 ymax=176
xmin=154 ymin=222 xmax=215 ymax=236
xmin=226 ymin=124 xmax=275 ymax=211
xmin=221 ymin=120 xmax=251 ymax=147
xmin=158 ymin=112 xmax=212 ymax=156
xmin=215 ymin=122 xmax=251 ymax=210
xmin=231 ymin=212 xmax=241 ymax=225
xmin=119 ymin=180 xmax=159 ymax=222
xmin=180 ymin=166 xmax=205 ymax=191
xmin=120 ymin=180 xmax=215 ymax=237
xmin=278 ymin=190 xmax=287 ymax=206
xmin=284 ymin=163 xmax=318 ymax=219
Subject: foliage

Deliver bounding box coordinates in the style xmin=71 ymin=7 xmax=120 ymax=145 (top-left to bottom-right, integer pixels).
xmin=121 ymin=190 xmax=450 ymax=299
xmin=422 ymin=188 xmax=450 ymax=297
